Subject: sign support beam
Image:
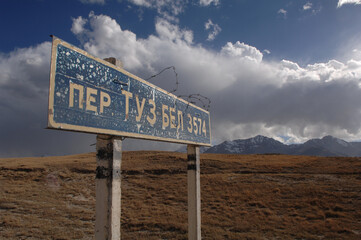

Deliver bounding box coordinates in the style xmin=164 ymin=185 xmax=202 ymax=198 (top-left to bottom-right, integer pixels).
xmin=187 ymin=145 xmax=201 ymax=240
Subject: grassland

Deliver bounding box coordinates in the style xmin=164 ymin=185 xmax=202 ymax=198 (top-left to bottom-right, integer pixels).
xmin=1 ymin=151 xmax=361 ymax=239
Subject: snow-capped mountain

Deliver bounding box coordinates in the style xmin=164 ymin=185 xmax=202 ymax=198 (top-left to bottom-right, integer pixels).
xmin=288 ymin=135 xmax=361 ymax=157
xmin=205 ymin=135 xmax=361 ymax=157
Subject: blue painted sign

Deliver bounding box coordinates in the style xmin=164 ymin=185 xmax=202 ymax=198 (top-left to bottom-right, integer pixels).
xmin=48 ymin=37 xmax=211 ymax=146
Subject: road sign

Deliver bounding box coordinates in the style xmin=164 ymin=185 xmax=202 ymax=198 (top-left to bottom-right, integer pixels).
xmin=48 ymin=37 xmax=211 ymax=146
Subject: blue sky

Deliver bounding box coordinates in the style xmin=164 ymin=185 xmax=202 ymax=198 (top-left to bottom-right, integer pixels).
xmin=1 ymin=0 xmax=361 ymax=157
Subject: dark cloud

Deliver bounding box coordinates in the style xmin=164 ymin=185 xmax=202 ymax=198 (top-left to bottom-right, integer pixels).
xmin=0 ymin=43 xmax=95 ymax=157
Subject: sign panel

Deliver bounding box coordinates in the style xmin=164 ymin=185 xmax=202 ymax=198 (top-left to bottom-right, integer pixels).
xmin=48 ymin=37 xmax=211 ymax=146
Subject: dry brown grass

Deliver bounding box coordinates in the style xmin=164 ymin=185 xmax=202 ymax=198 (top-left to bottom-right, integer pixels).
xmin=1 ymin=152 xmax=361 ymax=239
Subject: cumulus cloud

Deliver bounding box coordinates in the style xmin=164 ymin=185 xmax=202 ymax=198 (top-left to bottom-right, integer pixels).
xmin=2 ymin=12 xmax=361 ymax=157
xmin=337 ymin=0 xmax=361 ymax=8
xmin=156 ymin=17 xmax=194 ymax=44
xmin=204 ymin=19 xmax=221 ymax=41
xmin=71 ymin=16 xmax=87 ymax=35
xmin=80 ymin=0 xmax=105 ymax=4
xmin=199 ymin=0 xmax=220 ymax=6
xmin=221 ymin=41 xmax=263 ymax=63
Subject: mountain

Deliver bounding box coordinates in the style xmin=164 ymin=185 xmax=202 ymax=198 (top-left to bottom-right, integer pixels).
xmin=205 ymin=135 xmax=288 ymax=154
xmin=205 ymin=135 xmax=361 ymax=157
xmin=288 ymin=135 xmax=361 ymax=157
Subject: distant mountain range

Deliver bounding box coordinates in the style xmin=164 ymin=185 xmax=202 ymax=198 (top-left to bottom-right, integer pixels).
xmin=204 ymin=135 xmax=361 ymax=157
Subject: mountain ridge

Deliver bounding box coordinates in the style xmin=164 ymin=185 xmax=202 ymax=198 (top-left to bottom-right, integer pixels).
xmin=205 ymin=135 xmax=361 ymax=157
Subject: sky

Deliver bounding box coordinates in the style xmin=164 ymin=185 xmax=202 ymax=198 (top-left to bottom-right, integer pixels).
xmin=1 ymin=0 xmax=361 ymax=157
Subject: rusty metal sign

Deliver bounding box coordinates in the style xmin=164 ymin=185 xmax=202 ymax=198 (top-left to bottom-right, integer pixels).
xmin=48 ymin=37 xmax=211 ymax=146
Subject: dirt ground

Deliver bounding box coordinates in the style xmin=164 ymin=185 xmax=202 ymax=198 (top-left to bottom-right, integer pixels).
xmin=1 ymin=151 xmax=361 ymax=239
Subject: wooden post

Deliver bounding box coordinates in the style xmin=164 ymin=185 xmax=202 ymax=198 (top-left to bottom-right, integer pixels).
xmin=187 ymin=144 xmax=201 ymax=240
xmin=95 ymin=135 xmax=122 ymax=240
xmin=95 ymin=57 xmax=123 ymax=240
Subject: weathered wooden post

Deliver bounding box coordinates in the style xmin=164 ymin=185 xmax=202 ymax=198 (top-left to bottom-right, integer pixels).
xmin=95 ymin=136 xmax=122 ymax=239
xmin=95 ymin=58 xmax=123 ymax=240
xmin=187 ymin=145 xmax=201 ymax=240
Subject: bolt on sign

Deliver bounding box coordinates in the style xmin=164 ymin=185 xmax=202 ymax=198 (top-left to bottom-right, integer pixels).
xmin=48 ymin=37 xmax=211 ymax=146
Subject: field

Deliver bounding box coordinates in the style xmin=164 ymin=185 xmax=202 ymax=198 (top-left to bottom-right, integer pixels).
xmin=1 ymin=151 xmax=361 ymax=239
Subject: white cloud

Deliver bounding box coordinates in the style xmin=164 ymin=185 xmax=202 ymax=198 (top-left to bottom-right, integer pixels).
xmin=155 ymin=17 xmax=194 ymax=44
xmin=72 ymin=12 xmax=152 ymax=70
xmin=221 ymin=41 xmax=263 ymax=63
xmin=128 ymin=0 xmax=152 ymax=7
xmin=0 ymin=42 xmax=50 ymax=86
xmin=278 ymin=8 xmax=287 ymax=18
xmin=199 ymin=0 xmax=220 ymax=6
xmin=337 ymin=0 xmax=361 ymax=8
xmin=127 ymin=0 xmax=185 ymax=20
xmin=204 ymin=19 xmax=221 ymax=41
xmin=80 ymin=0 xmax=105 ymax=4
xmin=71 ymin=16 xmax=87 ymax=35
xmin=303 ymin=2 xmax=312 ymax=10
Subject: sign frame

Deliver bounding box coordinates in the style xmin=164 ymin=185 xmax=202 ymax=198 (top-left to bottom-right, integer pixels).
xmin=48 ymin=37 xmax=211 ymax=146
